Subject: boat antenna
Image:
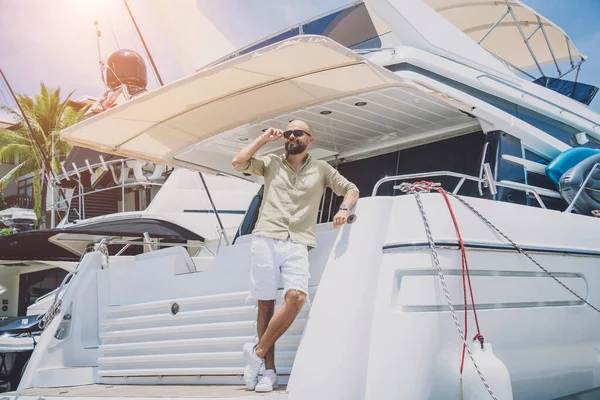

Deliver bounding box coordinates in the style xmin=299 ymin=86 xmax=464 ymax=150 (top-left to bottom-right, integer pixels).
xmin=122 ymin=0 xmax=164 ymax=87
xmin=93 ymin=21 xmax=108 ymax=88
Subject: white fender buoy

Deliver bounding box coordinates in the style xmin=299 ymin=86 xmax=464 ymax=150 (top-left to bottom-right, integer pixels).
xmin=461 ymin=339 xmax=514 ymax=400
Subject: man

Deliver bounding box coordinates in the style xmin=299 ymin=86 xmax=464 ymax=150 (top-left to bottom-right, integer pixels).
xmin=231 ymin=120 xmax=359 ymax=392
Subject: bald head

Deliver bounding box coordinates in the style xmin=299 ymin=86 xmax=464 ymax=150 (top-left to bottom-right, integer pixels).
xmin=284 ymin=119 xmax=314 ymax=156
xmin=287 ymin=119 xmax=313 ymax=136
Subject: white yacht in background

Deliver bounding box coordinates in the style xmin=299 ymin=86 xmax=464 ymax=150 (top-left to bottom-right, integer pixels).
xmin=0 ymin=169 xmax=258 ymax=391
xmin=6 ymin=0 xmax=600 ymax=399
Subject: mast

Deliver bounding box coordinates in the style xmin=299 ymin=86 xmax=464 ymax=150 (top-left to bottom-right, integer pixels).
xmin=119 ymin=4 xmax=230 ymax=246
xmin=122 ymin=0 xmax=164 ymax=87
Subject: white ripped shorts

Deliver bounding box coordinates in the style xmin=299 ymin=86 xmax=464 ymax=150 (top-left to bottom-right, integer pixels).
xmin=249 ymin=235 xmax=310 ymax=301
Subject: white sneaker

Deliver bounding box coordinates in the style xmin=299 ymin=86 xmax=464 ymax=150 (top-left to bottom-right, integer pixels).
xmin=243 ymin=343 xmax=264 ymax=390
xmin=255 ymin=369 xmax=278 ymax=392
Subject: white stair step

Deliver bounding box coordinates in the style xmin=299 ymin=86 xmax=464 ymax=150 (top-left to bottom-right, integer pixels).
xmin=100 ymin=320 xmax=254 ymax=343
xmin=102 ymin=291 xmax=250 ymax=318
xmin=98 ymin=350 xmax=296 ymax=369
xmin=100 ymin=335 xmax=302 ymax=356
xmin=102 ymin=287 xmax=317 ymax=319
xmin=102 ymin=305 xmax=310 ymax=332
xmin=97 ymin=366 xmax=293 ymax=378
xmin=100 ymin=336 xmax=253 ymax=355
xmin=101 ymin=306 xmax=257 ymax=331
xmin=98 ymin=374 xmax=289 ymax=386
xmin=100 ymin=318 xmax=308 ymax=344
xmin=36 ymin=367 xmax=96 ymax=388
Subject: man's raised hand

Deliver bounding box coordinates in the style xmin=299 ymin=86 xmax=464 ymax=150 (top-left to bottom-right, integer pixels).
xmin=261 ymin=128 xmax=284 ymax=143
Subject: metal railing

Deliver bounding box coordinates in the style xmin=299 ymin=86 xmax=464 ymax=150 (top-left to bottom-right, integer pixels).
xmin=92 ymin=238 xmax=215 ymax=258
xmin=5 ymin=195 xmax=34 ymax=209
xmin=372 ymin=170 xmax=549 ymax=209
xmin=53 ymin=182 xmax=164 ymax=220
xmin=565 ymin=163 xmax=600 ymax=213
xmin=318 ymin=187 xmax=339 ymax=224
xmin=50 ymin=157 xmax=168 ymax=226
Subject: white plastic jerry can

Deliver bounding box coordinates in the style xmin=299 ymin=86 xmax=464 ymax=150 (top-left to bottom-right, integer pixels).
xmin=461 ymin=339 xmax=514 ymax=400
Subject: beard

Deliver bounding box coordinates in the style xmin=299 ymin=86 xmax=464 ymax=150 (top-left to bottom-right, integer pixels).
xmin=285 ymin=140 xmax=307 ymax=155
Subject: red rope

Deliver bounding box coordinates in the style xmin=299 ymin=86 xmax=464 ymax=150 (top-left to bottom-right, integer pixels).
xmin=412 ymin=181 xmax=483 ymax=373
xmin=437 ymin=188 xmax=482 ymax=373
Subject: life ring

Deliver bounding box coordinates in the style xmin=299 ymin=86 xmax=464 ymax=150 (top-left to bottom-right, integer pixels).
xmin=558 ymin=153 xmax=600 ymax=215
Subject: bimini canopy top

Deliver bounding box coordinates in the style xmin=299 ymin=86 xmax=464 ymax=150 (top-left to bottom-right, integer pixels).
xmin=423 ymin=0 xmax=585 ymax=76
xmin=61 ymin=36 xmax=477 ymax=175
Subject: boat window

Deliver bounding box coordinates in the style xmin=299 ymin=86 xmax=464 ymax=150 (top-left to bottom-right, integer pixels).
xmin=318 ymin=131 xmax=486 ymax=223
xmin=233 ymin=186 xmax=264 ymax=244
xmin=482 ymin=131 xmax=527 ymax=205
xmin=301 ymin=8 xmax=347 ymax=36
xmin=385 ymin=63 xmax=599 ymax=151
xmin=514 ymin=105 xmax=587 ymax=149
xmin=523 ymin=150 xmax=566 ymax=211
xmin=315 ymin=130 xmax=572 ymax=222
xmin=18 ymin=268 xmax=69 ymax=316
xmin=207 ymin=3 xmax=397 ymax=69
xmin=238 ymin=28 xmax=300 ymax=58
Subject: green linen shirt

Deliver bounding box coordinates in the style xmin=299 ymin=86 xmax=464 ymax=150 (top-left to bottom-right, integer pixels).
xmin=234 ymin=153 xmax=358 ymax=248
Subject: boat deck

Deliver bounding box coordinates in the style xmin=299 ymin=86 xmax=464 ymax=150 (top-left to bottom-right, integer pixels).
xmin=5 ymin=384 xmax=287 ymax=399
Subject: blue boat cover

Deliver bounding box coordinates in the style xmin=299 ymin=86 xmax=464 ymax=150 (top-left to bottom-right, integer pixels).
xmin=534 ymin=77 xmax=599 ymax=106
xmin=546 ymin=147 xmax=600 ymax=184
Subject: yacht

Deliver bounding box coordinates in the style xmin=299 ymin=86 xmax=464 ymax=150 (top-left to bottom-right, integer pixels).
xmin=6 ymin=0 xmax=600 ymax=399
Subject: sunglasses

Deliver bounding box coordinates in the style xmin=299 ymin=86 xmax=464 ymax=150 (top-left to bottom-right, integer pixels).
xmin=283 ymin=130 xmax=312 ymax=139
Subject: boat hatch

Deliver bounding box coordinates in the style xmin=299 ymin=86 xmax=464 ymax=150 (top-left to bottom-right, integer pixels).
xmin=61 ymin=36 xmax=479 ymax=174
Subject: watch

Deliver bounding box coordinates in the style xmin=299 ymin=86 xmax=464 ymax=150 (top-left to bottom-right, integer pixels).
xmin=339 ymin=204 xmax=349 ymax=211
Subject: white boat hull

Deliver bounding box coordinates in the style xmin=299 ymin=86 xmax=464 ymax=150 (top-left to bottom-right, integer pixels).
xmin=7 ymin=194 xmax=599 ymax=399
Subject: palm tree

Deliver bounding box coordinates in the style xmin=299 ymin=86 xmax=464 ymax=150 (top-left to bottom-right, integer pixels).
xmin=0 ymin=83 xmax=88 ymax=228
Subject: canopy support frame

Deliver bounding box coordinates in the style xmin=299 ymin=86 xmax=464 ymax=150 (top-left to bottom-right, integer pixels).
xmin=536 ymin=15 xmax=561 ymax=76
xmin=524 ymin=23 xmax=542 ymax=42
xmin=477 ymin=8 xmax=511 ymax=45
xmin=504 ymin=0 xmax=545 ymax=77
xmin=566 ymin=37 xmax=575 ymax=68
xmin=557 ymin=59 xmax=584 ymax=80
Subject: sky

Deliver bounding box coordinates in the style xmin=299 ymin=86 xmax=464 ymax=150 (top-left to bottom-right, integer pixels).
xmin=0 ymin=0 xmax=599 ymax=121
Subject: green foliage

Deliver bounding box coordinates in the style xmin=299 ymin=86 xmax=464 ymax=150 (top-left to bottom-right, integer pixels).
xmin=0 ymin=227 xmax=11 ymax=236
xmin=0 ymin=83 xmax=89 ymax=227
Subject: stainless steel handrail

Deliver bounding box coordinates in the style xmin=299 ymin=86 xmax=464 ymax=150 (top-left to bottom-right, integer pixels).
xmin=565 ymin=163 xmax=600 ymax=213
xmin=105 ymin=240 xmax=216 ymax=257
xmin=372 ymin=171 xmax=548 ymax=209
xmin=55 ymin=271 xmax=76 ymax=302
xmin=51 ymin=157 xmax=167 ymax=225
xmin=52 ymin=182 xmax=164 ymax=209
xmin=57 ymin=157 xmax=136 ymax=182
xmin=372 ymin=171 xmax=483 ymax=196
